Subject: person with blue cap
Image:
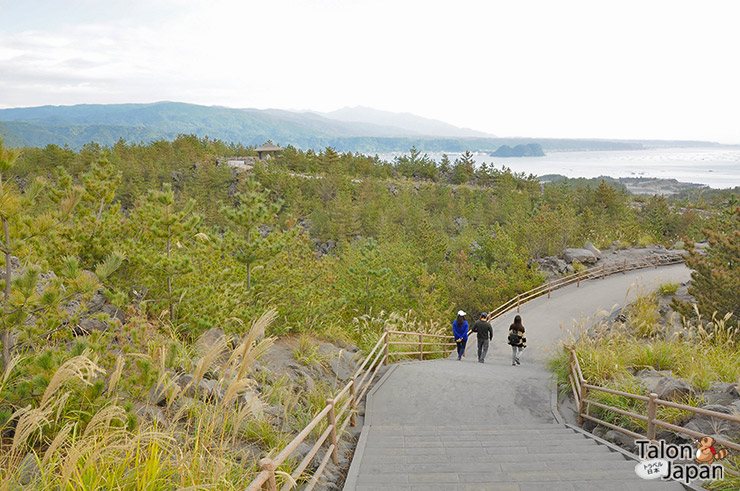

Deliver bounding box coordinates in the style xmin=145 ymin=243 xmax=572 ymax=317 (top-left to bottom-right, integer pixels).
xmin=471 ymin=312 xmax=493 ymax=363
xmin=452 ymin=310 xmax=468 ymax=361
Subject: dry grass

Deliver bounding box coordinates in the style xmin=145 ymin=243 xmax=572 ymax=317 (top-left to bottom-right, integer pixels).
xmin=0 ymin=311 xmax=280 ymax=490
xmin=550 ymin=290 xmax=740 ymax=490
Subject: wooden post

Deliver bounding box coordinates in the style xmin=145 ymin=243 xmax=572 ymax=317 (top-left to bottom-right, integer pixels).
xmin=326 ymin=398 xmax=339 ymax=465
xmin=623 ymin=259 xmax=626 ymax=274
xmin=350 ymin=377 xmax=357 ymax=427
xmin=516 ymin=294 xmax=521 ymax=312
xmin=601 ymin=264 xmax=606 ymax=279
xmin=647 ymin=393 xmax=658 ymax=441
xmin=578 ymin=382 xmax=587 ymax=425
xmin=419 ymin=334 xmax=424 ymax=360
xmin=383 ymin=330 xmax=389 ymax=365
xmin=548 ymin=281 xmax=551 ymax=299
xmin=258 ymin=458 xmax=277 ymax=491
xmin=577 ymin=272 xmax=581 ymax=287
xmin=654 ymin=256 xmax=658 ymax=269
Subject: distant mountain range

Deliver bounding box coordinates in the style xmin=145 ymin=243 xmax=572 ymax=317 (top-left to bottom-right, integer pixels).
xmin=0 ymin=101 xmax=721 ymax=152
xmin=318 ymin=106 xmax=492 ymax=138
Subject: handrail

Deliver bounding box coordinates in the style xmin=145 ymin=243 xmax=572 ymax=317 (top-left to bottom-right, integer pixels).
xmin=568 ymin=348 xmax=740 ymax=460
xmin=245 ymin=332 xmax=388 ymax=491
xmin=385 ymin=330 xmax=456 ymax=361
xmin=246 ymin=254 xmax=685 ymax=490
xmin=486 ymin=253 xmax=684 ymax=324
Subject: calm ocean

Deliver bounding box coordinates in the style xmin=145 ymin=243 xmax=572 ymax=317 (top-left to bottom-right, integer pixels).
xmin=376 ymin=147 xmax=740 ymax=189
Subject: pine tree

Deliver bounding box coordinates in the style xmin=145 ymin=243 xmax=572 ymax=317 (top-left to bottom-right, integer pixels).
xmin=0 ymin=139 xmax=85 ymax=367
xmin=342 ymin=238 xmax=391 ymax=316
xmin=438 ymin=154 xmax=451 ymax=175
xmin=66 ymin=157 xmax=123 ymax=266
xmin=416 ymin=218 xmax=447 ymax=271
xmin=220 ymin=177 xmax=282 ymax=291
xmin=451 ymin=151 xmax=475 ymax=184
xmin=132 ymin=183 xmax=202 ymax=323
xmin=678 ymin=207 xmax=740 ymax=322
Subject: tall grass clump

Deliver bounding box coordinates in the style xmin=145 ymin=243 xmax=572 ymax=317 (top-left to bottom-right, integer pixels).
xmin=292 ymin=334 xmax=329 ymax=370
xmin=551 ymin=290 xmax=740 ymax=439
xmin=0 ymin=310 xmax=286 ymax=490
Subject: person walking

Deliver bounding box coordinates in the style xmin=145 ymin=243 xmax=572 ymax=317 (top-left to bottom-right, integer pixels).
xmin=507 ymin=314 xmax=527 ymax=366
xmin=452 ymin=310 xmax=468 ymax=361
xmin=471 ymin=312 xmax=493 ymax=363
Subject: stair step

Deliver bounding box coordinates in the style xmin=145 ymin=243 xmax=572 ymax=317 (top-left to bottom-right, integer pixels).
xmin=355 ymin=481 xmax=683 ymax=491
xmin=348 ymin=424 xmax=685 ymax=490
xmin=360 ymin=458 xmax=633 ymax=474
xmin=355 ymin=469 xmax=676 ymax=484
xmin=359 ymin=448 xmax=616 ymax=465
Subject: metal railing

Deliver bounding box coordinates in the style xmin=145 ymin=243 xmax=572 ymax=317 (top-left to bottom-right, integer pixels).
xmin=246 ymin=252 xmax=686 ymax=489
xmin=568 ymin=349 xmax=740 ymax=471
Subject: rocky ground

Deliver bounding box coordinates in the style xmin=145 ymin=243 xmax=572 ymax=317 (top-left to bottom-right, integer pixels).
xmin=535 ymin=242 xmax=692 ymax=281
xmin=619 ymin=177 xmax=708 ymax=196
xmin=255 ymin=337 xmax=368 ymax=490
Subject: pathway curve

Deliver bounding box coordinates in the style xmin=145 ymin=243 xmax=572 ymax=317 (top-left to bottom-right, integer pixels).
xmin=343 ymin=264 xmax=691 ymax=490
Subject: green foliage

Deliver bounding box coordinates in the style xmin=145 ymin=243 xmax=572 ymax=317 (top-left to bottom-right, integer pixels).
xmin=677 ymin=208 xmax=740 ymax=328
xmin=220 ymin=177 xmax=283 ymax=290
xmin=128 ymin=183 xmax=202 ymax=324
xmin=338 ymin=238 xmax=392 ymax=316
xmin=657 ymin=282 xmax=679 ymax=296
xmin=451 ymin=151 xmax=475 ymax=184
xmin=394 ymin=147 xmax=438 ymax=181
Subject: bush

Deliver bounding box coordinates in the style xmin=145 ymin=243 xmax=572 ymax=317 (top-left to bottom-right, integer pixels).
xmin=658 ymin=282 xmax=679 ymax=296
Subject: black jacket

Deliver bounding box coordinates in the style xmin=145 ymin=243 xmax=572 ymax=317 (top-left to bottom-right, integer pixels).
xmin=471 ymin=320 xmax=493 ymax=340
xmin=508 ymin=325 xmax=527 ymax=347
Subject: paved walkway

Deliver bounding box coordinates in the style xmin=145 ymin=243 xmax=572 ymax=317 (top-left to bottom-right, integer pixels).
xmin=344 ymin=264 xmax=691 ymax=490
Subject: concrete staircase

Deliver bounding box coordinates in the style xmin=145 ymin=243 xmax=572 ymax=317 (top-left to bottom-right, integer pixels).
xmin=344 ymin=423 xmax=685 ymax=490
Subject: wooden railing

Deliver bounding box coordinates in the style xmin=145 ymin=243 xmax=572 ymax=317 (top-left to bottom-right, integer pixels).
xmin=568 ymin=348 xmax=740 ymax=464
xmin=385 ymin=330 xmax=456 ymax=361
xmin=245 ymin=332 xmax=389 ymax=491
xmin=246 ymin=252 xmax=685 ymax=489
xmin=486 ymin=252 xmax=684 ymax=324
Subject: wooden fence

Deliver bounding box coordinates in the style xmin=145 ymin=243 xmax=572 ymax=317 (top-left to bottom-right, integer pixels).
xmin=568 ymin=349 xmax=740 ymax=474
xmin=246 ymin=252 xmax=686 ymax=489
xmin=487 ymin=253 xmax=685 ymax=324
xmin=384 ymin=330 xmax=456 ymax=361
xmin=245 ymin=332 xmax=388 ymax=491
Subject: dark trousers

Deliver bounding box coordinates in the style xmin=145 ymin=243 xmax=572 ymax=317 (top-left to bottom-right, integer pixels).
xmin=456 ymin=338 xmax=467 ymax=359
xmin=477 ymin=338 xmax=490 ymax=362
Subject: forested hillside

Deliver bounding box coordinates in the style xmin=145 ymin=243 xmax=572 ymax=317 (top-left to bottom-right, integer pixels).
xmin=1 ymin=135 xmax=737 ymax=488
xmin=0 ymin=102 xmax=721 ymax=151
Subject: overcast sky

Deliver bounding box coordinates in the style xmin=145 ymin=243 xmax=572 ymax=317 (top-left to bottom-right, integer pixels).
xmin=1 ymin=0 xmax=738 ymax=143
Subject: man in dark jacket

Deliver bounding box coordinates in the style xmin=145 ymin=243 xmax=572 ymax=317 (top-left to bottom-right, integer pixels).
xmin=471 ymin=312 xmax=493 ymax=363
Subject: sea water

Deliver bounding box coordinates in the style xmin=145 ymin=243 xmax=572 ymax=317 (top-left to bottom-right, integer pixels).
xmin=375 ymin=147 xmax=740 ymax=189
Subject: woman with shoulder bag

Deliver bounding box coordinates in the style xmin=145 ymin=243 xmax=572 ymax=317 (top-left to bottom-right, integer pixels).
xmin=507 ymin=314 xmax=526 ymax=366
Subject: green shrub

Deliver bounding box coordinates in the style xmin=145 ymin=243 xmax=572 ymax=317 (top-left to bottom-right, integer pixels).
xmin=571 ymin=260 xmax=586 ymax=273
xmin=658 ymin=282 xmax=679 ymax=295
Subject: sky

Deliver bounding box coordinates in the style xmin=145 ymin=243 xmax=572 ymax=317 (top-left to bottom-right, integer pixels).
xmin=1 ymin=0 xmax=739 ymax=143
